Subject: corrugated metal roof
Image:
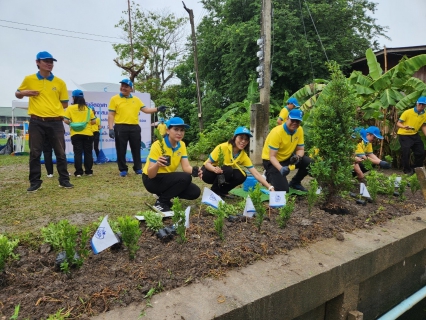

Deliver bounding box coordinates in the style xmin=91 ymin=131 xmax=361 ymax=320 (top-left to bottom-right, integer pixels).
xmin=0 ymin=107 xmax=30 ymax=117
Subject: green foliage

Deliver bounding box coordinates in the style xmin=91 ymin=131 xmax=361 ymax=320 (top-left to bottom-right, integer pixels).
xmin=10 ymin=304 xmax=20 ymax=320
xmin=154 ymin=128 xmax=166 ymax=155
xmin=365 ymin=170 xmax=380 ymax=201
xmin=217 ymin=146 xmax=225 ymax=167
xmin=397 ymin=175 xmax=408 ymax=202
xmin=307 ymin=179 xmax=319 ymax=215
xmin=93 ymin=216 xmax=120 ymax=234
xmin=117 ymin=216 xmax=142 ymax=260
xmin=309 ymin=62 xmax=358 ymax=202
xmin=213 ymin=201 xmax=227 ymax=240
xmin=0 ymin=234 xmax=19 ymax=272
xmin=41 ymin=220 xmax=89 ymax=272
xmin=249 ymin=184 xmax=265 ymax=231
xmin=139 ymin=210 xmax=164 ymax=232
xmin=276 ymin=195 xmax=296 ymax=228
xmin=409 ymin=174 xmax=421 ymax=195
xmin=171 ymin=198 xmax=187 ymax=243
xmin=44 ymin=308 xmax=70 ymax=320
xmin=206 ymin=202 xmax=238 ymax=218
xmin=387 ymin=174 xmax=397 ymax=197
xmin=362 ymin=158 xmax=373 ymax=171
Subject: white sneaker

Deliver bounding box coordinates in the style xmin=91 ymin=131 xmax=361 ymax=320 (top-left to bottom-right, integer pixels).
xmin=47 ymin=174 xmax=53 ymax=178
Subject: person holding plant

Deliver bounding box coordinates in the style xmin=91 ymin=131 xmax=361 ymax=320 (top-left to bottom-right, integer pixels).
xmin=142 ymin=117 xmax=201 ymax=213
xmin=396 ymin=96 xmax=426 ymax=175
xmin=108 ymin=79 xmax=167 ymax=177
xmin=276 ymin=97 xmax=300 ymax=126
xmin=157 ymin=118 xmax=167 ymax=137
xmin=64 ymin=90 xmax=96 ymax=177
xmin=201 ymin=126 xmax=274 ymax=197
xmin=262 ymin=109 xmax=312 ymax=192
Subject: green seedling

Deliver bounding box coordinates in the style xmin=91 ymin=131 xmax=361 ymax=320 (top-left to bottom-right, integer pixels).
xmin=213 ymin=201 xmax=227 ymax=240
xmin=365 ymin=170 xmax=380 ymax=201
xmin=10 ymin=304 xmax=20 ymax=320
xmin=307 ymin=179 xmax=319 ymax=215
xmin=138 ymin=210 xmax=164 ymax=232
xmin=249 ymin=184 xmax=265 ymax=231
xmin=276 ymin=195 xmax=296 ymax=228
xmin=397 ymin=175 xmax=407 ymax=202
xmin=0 ymin=234 xmax=19 ymax=273
xmin=409 ymin=174 xmax=421 ymax=195
xmin=154 ymin=128 xmax=166 ymax=155
xmin=171 ymin=198 xmax=187 ymax=243
xmin=117 ymin=215 xmax=142 ymax=260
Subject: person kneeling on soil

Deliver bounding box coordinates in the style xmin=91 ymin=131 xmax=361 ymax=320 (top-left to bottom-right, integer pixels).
xmin=142 ymin=117 xmax=201 ymax=212
xmin=262 ymin=109 xmax=312 ymax=192
xmin=353 ymin=126 xmax=390 ymax=183
xmin=201 ymin=126 xmax=274 ymax=198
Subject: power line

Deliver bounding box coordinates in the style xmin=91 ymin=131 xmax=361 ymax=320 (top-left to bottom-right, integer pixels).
xmin=0 ymin=24 xmax=123 ymax=44
xmin=0 ymin=19 xmax=121 ymax=40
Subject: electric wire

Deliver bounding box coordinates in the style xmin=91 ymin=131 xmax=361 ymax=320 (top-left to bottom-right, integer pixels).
xmin=298 ymin=0 xmax=315 ymax=80
xmin=303 ymin=0 xmax=329 ymax=62
xmin=0 ymin=24 xmax=123 ymax=44
xmin=0 ymin=19 xmax=121 ymax=39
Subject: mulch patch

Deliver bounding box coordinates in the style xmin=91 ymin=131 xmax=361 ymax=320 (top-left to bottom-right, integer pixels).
xmin=0 ymin=186 xmax=425 ymax=319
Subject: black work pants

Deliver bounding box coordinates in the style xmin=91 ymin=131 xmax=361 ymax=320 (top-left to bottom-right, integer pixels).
xmin=71 ymin=134 xmax=94 ymax=175
xmin=398 ymin=134 xmax=425 ymax=173
xmin=42 ymin=135 xmax=53 ymax=175
xmin=28 ymin=118 xmax=69 ymax=186
xmin=114 ymin=124 xmax=141 ymax=172
xmin=201 ymin=165 xmax=247 ymax=195
xmin=93 ymin=131 xmax=100 ymax=158
xmin=263 ymin=155 xmax=312 ymax=192
xmin=142 ymin=172 xmax=201 ymax=204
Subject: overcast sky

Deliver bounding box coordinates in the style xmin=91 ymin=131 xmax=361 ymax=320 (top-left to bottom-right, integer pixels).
xmin=0 ymin=0 xmax=424 ymax=107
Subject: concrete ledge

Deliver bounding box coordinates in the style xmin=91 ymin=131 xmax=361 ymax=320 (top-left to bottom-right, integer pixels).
xmin=92 ymin=209 xmax=426 ymax=320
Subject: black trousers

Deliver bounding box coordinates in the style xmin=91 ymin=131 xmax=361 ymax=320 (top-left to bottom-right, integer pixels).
xmin=142 ymin=172 xmax=201 ymax=204
xmin=42 ymin=136 xmax=53 ymax=175
xmin=263 ymin=156 xmax=312 ymax=192
xmin=398 ymin=134 xmax=425 ymax=173
xmin=28 ymin=118 xmax=69 ymax=185
xmin=93 ymin=131 xmax=100 ymax=158
xmin=71 ymin=134 xmax=94 ymax=175
xmin=201 ymin=165 xmax=247 ymax=195
xmin=114 ymin=124 xmax=141 ymax=172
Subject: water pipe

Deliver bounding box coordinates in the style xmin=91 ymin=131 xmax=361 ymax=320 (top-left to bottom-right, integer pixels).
xmin=377 ymin=285 xmax=426 ymax=320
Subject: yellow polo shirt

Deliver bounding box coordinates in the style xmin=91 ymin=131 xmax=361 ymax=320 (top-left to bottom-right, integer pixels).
xmin=17 ymin=72 xmax=68 ymax=117
xmin=262 ymin=124 xmax=304 ymax=162
xmin=64 ymin=105 xmax=96 ymax=137
xmin=91 ymin=117 xmax=101 ymax=133
xmin=278 ymin=106 xmax=290 ymax=123
xmin=355 ymin=141 xmax=373 ymax=157
xmin=397 ymin=107 xmax=426 ymax=135
xmin=157 ymin=123 xmax=167 ymax=136
xmin=143 ymin=136 xmax=188 ymax=174
xmin=108 ymin=93 xmax=145 ymax=125
xmin=204 ymin=142 xmax=253 ymax=172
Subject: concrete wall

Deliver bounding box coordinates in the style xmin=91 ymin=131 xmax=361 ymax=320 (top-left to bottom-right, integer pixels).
xmin=92 ymin=209 xmax=426 ymax=320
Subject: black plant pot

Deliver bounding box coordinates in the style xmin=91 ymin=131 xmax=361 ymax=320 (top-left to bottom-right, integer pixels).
xmin=356 ymin=199 xmax=367 ymax=206
xmin=111 ymin=232 xmax=123 ymax=250
xmin=163 ymin=155 xmax=171 ymax=166
xmin=217 ymin=174 xmax=226 ymax=185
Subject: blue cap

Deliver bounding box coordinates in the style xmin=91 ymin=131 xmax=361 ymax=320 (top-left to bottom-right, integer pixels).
xmin=234 ymin=126 xmax=253 ymax=137
xmin=36 ymin=51 xmax=57 ymax=61
xmin=366 ymin=126 xmax=383 ymax=139
xmin=351 ymin=127 xmax=364 ymax=139
xmin=159 ymin=118 xmax=164 ymax=122
xmin=167 ymin=117 xmax=189 ymax=128
xmin=288 ymin=109 xmax=303 ymax=121
xmin=287 ymin=97 xmax=300 ymax=108
xmin=72 ymin=89 xmax=84 ymax=97
xmin=417 ymin=96 xmax=426 ymax=104
xmin=119 ymin=79 xmax=133 ymax=88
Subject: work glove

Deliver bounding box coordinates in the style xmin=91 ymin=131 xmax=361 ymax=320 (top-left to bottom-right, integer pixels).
xmin=191 ymin=166 xmax=199 ymax=177
xmin=280 ymin=166 xmax=290 ymax=176
xmin=109 ymin=129 xmax=115 ymax=139
xmin=289 ymin=154 xmax=300 ymax=165
xmin=158 ymin=105 xmax=167 ymax=113
xmin=379 ymin=161 xmax=391 ymax=169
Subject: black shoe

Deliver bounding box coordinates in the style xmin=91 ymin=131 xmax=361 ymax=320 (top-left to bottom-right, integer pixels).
xmin=59 ymin=181 xmax=74 ymax=189
xmin=27 ymin=183 xmax=42 ymax=193
xmin=153 ymin=200 xmax=171 ymax=213
xmin=289 ymin=181 xmax=308 ymax=192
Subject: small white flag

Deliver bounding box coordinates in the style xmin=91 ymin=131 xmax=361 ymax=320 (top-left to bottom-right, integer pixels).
xmin=201 ymin=187 xmax=224 ymax=209
xmin=316 ymin=187 xmax=322 ymax=195
xmin=243 ymin=195 xmax=256 ymax=217
xmin=185 ymin=206 xmax=191 ymax=228
xmin=269 ymin=191 xmax=286 ymax=208
xmin=360 ymin=183 xmax=371 ymax=198
xmin=394 ymin=177 xmax=402 ymax=187
xmin=91 ymin=215 xmax=119 ymax=254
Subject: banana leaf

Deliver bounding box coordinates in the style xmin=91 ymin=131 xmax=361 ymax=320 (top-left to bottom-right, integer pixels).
xmin=395 ymin=92 xmax=422 ymax=111
xmin=366 ymin=48 xmax=383 ymax=80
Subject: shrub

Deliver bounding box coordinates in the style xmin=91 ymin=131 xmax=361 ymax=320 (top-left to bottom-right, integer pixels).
xmin=0 ymin=234 xmax=19 ymax=272
xmin=249 ymin=184 xmax=265 ymax=231
xmin=139 ymin=210 xmax=164 ymax=232
xmin=171 ymin=198 xmax=187 ymax=243
xmin=117 ymin=216 xmax=142 ymax=259
xmin=276 ymin=195 xmax=296 ymax=228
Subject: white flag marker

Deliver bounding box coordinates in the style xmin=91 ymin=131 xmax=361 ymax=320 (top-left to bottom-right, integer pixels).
xmin=91 ymin=215 xmax=119 ymax=254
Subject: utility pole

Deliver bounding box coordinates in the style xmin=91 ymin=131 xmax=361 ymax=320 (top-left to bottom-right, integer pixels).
xmin=183 ymin=1 xmax=203 ymax=131
xmin=251 ymin=0 xmax=272 ymax=164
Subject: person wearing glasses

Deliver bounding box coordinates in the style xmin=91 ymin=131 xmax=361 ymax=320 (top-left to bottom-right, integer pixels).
xmin=201 ymin=126 xmax=274 ymax=198
xmin=107 ymin=79 xmax=167 ymax=177
xmin=262 ymin=109 xmax=312 ymax=192
xmin=396 ymin=96 xmax=426 ymax=175
xmin=15 ymin=51 xmax=73 ymax=192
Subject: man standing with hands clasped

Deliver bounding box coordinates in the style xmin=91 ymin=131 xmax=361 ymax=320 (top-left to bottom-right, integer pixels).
xmin=16 ymin=51 xmax=73 ymax=192
xmin=396 ymin=96 xmax=426 ymax=175
xmin=108 ymin=79 xmax=167 ymax=177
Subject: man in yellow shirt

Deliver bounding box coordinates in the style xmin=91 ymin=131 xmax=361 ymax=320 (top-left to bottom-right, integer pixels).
xmin=276 ymin=97 xmax=300 ymax=126
xmin=262 ymin=109 xmax=312 ymax=192
xmin=108 ymin=79 xmax=167 ymax=177
xmin=396 ymin=96 xmax=426 ymax=175
xmin=15 ymin=51 xmax=73 ymax=192
xmin=157 ymin=118 xmax=167 ymax=137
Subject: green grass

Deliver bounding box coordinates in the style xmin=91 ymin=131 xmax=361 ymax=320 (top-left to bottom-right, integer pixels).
xmin=0 ymin=155 xmax=211 ymax=238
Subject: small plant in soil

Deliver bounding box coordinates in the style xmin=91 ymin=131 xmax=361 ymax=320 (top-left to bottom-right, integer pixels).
xmin=276 ymin=194 xmax=296 ymax=228
xmin=387 ymin=174 xmax=398 ymax=197
xmin=171 ymin=198 xmax=187 ymax=243
xmin=365 ymin=170 xmax=380 ymax=201
xmin=0 ymin=234 xmax=19 ymax=273
xmin=307 ymin=179 xmax=320 ymax=215
xmin=9 ymin=304 xmax=20 ymax=320
xmin=409 ymin=174 xmax=421 ymax=194
xmin=217 ymin=146 xmax=225 ymax=185
xmin=212 ymin=201 xmax=228 ymax=240
xmin=249 ymin=184 xmax=265 ymax=231
xmin=139 ymin=210 xmax=164 ymax=232
xmin=117 ymin=215 xmax=142 ymax=260
xmin=397 ymin=175 xmax=408 ymax=201
xmin=206 ymin=202 xmax=238 ymax=218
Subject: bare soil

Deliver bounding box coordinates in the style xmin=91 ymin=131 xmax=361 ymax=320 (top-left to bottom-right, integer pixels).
xmin=1 ymin=181 xmax=425 ymax=319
